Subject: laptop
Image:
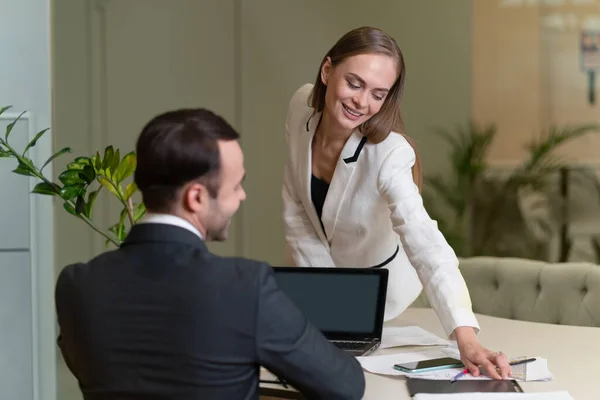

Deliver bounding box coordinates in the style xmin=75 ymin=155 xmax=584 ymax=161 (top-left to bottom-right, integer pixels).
xmin=272 ymin=266 xmax=389 ymax=356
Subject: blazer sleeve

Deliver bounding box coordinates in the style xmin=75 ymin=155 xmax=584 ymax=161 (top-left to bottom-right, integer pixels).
xmin=377 ymin=143 xmax=480 ymax=338
xmin=282 ymin=92 xmax=336 ymax=267
xmin=55 ymin=264 xmax=80 ymax=379
xmin=255 ymin=264 xmax=365 ymax=400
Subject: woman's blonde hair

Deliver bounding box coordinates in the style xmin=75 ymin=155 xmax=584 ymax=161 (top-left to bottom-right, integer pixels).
xmin=308 ymin=26 xmax=422 ymax=190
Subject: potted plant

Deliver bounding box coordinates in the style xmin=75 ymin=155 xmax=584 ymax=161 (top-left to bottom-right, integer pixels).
xmin=422 ymin=120 xmax=600 ymax=260
xmin=0 ymin=106 xmax=145 ymax=247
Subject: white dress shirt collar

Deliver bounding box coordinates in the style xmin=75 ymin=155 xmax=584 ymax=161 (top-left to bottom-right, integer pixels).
xmin=138 ymin=212 xmax=203 ymax=239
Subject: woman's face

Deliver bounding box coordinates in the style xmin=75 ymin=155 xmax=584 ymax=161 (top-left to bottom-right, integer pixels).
xmin=321 ymin=53 xmax=398 ymax=133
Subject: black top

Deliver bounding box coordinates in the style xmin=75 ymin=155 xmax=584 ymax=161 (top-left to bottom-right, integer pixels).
xmin=311 ymin=174 xmax=330 ymax=220
xmin=54 ymin=223 xmax=365 ymax=400
xmin=311 ymin=174 xmax=330 ymax=236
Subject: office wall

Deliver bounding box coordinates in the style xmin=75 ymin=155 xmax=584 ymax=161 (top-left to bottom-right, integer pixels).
xmin=0 ymin=0 xmax=55 ymax=399
xmin=52 ymin=0 xmax=239 ymax=271
xmin=473 ymin=0 xmax=600 ymax=165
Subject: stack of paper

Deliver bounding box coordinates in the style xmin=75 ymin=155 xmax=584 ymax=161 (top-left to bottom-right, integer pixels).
xmin=413 ymin=392 xmax=574 ymax=400
xmin=381 ymin=326 xmax=450 ymax=349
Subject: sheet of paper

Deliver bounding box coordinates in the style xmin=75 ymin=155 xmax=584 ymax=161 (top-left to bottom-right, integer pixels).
xmin=381 ymin=326 xmax=450 ymax=349
xmin=414 ymin=392 xmax=574 ymax=400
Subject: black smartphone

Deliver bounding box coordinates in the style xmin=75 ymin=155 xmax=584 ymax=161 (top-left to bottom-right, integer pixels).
xmin=393 ymin=357 xmax=464 ymax=373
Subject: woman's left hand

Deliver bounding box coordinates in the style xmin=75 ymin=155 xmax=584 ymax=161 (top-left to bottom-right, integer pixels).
xmin=454 ymin=326 xmax=512 ymax=380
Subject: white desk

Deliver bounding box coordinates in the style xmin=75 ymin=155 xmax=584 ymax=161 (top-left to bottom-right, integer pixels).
xmin=261 ymin=308 xmax=599 ymax=400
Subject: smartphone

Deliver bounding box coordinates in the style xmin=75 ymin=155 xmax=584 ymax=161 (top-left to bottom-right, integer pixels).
xmin=393 ymin=357 xmax=464 ymax=373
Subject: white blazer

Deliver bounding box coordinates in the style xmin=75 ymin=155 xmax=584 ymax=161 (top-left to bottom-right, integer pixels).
xmin=282 ymin=84 xmax=479 ymax=338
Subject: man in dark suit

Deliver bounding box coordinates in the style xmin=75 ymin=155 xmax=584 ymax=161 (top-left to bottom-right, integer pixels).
xmin=55 ymin=109 xmax=365 ymax=400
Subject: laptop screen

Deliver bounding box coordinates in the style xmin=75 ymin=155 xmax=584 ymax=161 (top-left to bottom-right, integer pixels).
xmin=273 ymin=267 xmax=388 ymax=340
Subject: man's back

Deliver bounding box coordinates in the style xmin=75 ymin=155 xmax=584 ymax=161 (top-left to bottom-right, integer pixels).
xmin=56 ymin=223 xmax=365 ymax=400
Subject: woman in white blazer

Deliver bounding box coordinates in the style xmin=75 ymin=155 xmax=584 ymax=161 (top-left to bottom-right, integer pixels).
xmin=282 ymin=26 xmax=510 ymax=379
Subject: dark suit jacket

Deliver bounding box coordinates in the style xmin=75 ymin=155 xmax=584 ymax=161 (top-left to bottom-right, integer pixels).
xmin=55 ymin=223 xmax=365 ymax=400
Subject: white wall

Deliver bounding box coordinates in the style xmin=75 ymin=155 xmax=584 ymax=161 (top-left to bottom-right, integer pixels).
xmin=0 ymin=0 xmax=55 ymax=399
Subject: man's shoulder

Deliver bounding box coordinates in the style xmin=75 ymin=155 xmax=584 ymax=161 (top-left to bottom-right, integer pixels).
xmin=208 ymin=254 xmax=271 ymax=281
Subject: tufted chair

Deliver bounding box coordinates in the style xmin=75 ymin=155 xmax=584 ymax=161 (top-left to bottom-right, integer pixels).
xmin=410 ymin=256 xmax=600 ymax=327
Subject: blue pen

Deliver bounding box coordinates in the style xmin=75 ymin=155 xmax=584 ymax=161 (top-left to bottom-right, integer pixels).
xmin=450 ymin=368 xmax=469 ymax=382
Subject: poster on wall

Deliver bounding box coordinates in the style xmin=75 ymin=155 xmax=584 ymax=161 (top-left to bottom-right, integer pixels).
xmin=580 ymin=29 xmax=600 ymax=105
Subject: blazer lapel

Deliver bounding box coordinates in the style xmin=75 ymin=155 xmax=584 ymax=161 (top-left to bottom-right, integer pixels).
xmin=299 ymin=112 xmax=330 ymax=245
xmin=321 ymin=131 xmax=367 ymax=241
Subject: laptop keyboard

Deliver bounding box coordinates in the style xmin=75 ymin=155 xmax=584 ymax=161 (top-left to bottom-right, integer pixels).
xmin=332 ymin=341 xmax=367 ymax=351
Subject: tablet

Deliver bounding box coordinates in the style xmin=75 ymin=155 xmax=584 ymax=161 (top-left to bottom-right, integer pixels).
xmin=407 ymin=379 xmax=524 ymax=395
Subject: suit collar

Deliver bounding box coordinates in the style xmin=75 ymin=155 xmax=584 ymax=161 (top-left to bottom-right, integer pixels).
xmin=140 ymin=213 xmax=203 ymax=239
xmin=122 ymin=223 xmax=208 ymax=251
xmin=303 ymin=113 xmax=367 ymax=241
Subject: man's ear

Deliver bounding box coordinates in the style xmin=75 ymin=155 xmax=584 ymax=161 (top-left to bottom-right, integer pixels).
xmin=183 ymin=182 xmax=209 ymax=213
xmin=320 ymin=56 xmax=332 ymax=86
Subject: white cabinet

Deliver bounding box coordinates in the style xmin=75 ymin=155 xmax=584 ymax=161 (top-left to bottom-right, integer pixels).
xmin=0 ymin=252 xmax=33 ymax=400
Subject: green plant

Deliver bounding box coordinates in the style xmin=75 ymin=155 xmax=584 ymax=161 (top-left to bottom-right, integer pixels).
xmin=0 ymin=106 xmax=146 ymax=246
xmin=423 ymin=120 xmax=600 ymax=260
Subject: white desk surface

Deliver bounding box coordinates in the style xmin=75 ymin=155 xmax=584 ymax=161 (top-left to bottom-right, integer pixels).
xmin=261 ymin=308 xmax=600 ymax=400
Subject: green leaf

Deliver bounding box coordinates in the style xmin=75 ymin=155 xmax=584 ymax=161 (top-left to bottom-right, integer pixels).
xmin=59 ymin=170 xmax=85 ymax=186
xmin=78 ymin=165 xmax=96 ymax=184
xmin=63 ymin=202 xmax=77 ymax=216
xmin=98 ymin=176 xmax=119 ymax=197
xmin=66 ymin=161 xmax=85 ymax=170
xmin=74 ymin=156 xmax=91 ymax=166
xmin=114 ymin=152 xmax=136 ymax=183
xmin=12 ymin=165 xmax=35 ymax=177
xmin=125 ymin=182 xmax=138 ymax=200
xmin=93 ymin=151 xmax=102 ymax=171
xmin=31 ymin=182 xmax=60 ymax=196
xmin=66 ymin=157 xmax=92 ymax=171
xmin=0 ymin=105 xmax=12 ymax=117
xmin=5 ymin=110 xmax=26 ymax=141
xmin=22 ymin=128 xmax=50 ymax=156
xmin=41 ymin=147 xmax=72 ymax=171
xmin=134 ymin=202 xmax=146 ymax=222
xmin=83 ymin=189 xmax=100 ymax=219
xmin=102 ymin=146 xmax=114 ymax=170
xmin=59 ymin=185 xmax=83 ymax=201
xmin=75 ymin=195 xmax=86 ymax=215
xmin=111 ymin=149 xmax=121 ymax=174
xmin=0 ymin=149 xmax=12 ymax=158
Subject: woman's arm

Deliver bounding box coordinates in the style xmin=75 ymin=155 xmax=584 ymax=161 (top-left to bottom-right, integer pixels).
xmin=377 ymin=142 xmax=512 ymax=379
xmin=376 ymin=142 xmax=479 ymax=338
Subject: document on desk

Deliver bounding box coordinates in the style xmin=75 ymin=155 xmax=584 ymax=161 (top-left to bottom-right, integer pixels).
xmin=381 ymin=326 xmax=450 ymax=349
xmin=413 ymin=392 xmax=574 ymax=400
xmin=357 ymin=348 xmax=553 ymax=382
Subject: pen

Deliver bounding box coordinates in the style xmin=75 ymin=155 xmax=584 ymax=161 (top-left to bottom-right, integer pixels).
xmin=450 ymin=357 xmax=537 ymax=383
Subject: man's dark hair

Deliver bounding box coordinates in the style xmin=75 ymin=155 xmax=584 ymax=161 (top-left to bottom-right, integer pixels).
xmin=134 ymin=108 xmax=240 ymax=212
